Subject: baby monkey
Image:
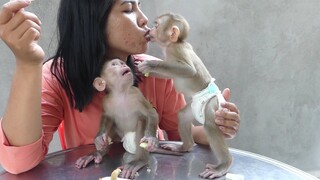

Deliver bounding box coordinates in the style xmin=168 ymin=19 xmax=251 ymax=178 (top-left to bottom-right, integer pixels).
xmin=75 ymin=58 xmax=181 ymax=179
xmin=138 ymin=13 xmax=232 ymax=179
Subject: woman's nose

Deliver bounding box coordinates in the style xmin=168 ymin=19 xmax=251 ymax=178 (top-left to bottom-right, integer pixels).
xmin=137 ymin=10 xmax=148 ymax=27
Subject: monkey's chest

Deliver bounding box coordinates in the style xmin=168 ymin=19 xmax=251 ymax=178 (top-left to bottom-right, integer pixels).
xmin=110 ymin=103 xmax=141 ymax=132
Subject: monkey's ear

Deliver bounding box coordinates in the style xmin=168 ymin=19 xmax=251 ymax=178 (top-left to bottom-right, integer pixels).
xmin=169 ymin=25 xmax=180 ymax=42
xmin=93 ymin=77 xmax=106 ymax=92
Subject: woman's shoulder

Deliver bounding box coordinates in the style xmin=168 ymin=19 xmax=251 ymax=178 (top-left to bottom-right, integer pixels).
xmin=41 ymin=59 xmax=63 ymax=90
xmin=42 ymin=59 xmax=53 ymax=71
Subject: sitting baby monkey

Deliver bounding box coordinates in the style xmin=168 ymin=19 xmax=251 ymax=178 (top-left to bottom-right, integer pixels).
xmin=75 ymin=58 xmax=181 ymax=179
xmin=138 ymin=13 xmax=232 ymax=179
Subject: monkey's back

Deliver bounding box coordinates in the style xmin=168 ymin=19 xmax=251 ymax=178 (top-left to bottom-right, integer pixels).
xmin=169 ymin=42 xmax=213 ymax=97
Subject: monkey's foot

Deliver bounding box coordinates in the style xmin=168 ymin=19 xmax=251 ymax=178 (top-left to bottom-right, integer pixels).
xmin=119 ymin=161 xmax=147 ymax=179
xmin=199 ymin=162 xmax=231 ymax=179
xmin=160 ymin=143 xmax=192 ymax=152
xmin=75 ymin=151 xmax=103 ymax=169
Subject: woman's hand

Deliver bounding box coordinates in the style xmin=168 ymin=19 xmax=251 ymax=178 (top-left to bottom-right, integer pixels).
xmin=0 ymin=0 xmax=44 ymax=66
xmin=215 ymin=88 xmax=240 ymax=139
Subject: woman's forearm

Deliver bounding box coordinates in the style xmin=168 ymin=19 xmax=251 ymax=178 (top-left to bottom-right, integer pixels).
xmin=2 ymin=64 xmax=42 ymax=146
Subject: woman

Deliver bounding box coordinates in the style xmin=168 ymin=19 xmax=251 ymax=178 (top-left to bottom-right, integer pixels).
xmin=0 ymin=0 xmax=240 ymax=175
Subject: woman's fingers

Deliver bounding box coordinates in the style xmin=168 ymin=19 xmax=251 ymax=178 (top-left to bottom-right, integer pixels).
xmin=6 ymin=10 xmax=41 ymax=33
xmin=13 ymin=16 xmax=40 ymax=41
xmin=0 ymin=0 xmax=30 ymax=26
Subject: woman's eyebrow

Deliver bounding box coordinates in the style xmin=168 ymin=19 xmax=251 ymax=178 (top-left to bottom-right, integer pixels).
xmin=121 ymin=0 xmax=138 ymax=5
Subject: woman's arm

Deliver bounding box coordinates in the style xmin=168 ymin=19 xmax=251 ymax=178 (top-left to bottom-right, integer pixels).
xmin=0 ymin=0 xmax=47 ymax=174
xmin=0 ymin=0 xmax=44 ymax=146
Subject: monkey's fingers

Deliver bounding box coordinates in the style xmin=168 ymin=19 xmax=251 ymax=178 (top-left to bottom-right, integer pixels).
xmin=120 ymin=163 xmax=144 ymax=179
xmin=140 ymin=137 xmax=157 ymax=151
xmin=75 ymin=155 xmax=94 ymax=169
xmin=94 ymin=154 xmax=104 ymax=164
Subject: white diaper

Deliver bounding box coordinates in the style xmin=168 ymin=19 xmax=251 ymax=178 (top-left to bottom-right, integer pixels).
xmin=191 ymin=78 xmax=225 ymax=124
xmin=122 ymin=132 xmax=137 ymax=154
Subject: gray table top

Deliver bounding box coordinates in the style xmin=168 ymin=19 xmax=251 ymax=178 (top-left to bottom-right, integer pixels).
xmin=0 ymin=141 xmax=318 ymax=180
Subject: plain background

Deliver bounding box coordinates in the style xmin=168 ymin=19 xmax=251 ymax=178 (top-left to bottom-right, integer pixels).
xmin=0 ymin=0 xmax=319 ymax=176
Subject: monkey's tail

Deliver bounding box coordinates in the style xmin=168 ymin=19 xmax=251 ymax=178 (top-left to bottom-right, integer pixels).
xmin=153 ymin=148 xmax=184 ymax=156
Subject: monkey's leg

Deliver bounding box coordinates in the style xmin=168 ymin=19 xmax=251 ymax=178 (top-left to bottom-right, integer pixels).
xmin=161 ymin=103 xmax=194 ymax=152
xmin=199 ymin=97 xmax=232 ymax=179
xmin=120 ymin=120 xmax=149 ymax=179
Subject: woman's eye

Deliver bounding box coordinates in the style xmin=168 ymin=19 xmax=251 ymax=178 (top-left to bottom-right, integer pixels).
xmin=124 ymin=5 xmax=133 ymax=13
xmin=124 ymin=8 xmax=133 ymax=13
xmin=124 ymin=9 xmax=133 ymax=13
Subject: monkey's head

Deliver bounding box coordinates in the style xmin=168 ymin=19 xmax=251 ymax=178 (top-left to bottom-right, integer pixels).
xmin=93 ymin=58 xmax=133 ymax=93
xmin=149 ymin=13 xmax=190 ymax=45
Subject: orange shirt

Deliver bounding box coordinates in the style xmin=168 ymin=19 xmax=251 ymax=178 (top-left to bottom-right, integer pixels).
xmin=0 ymin=54 xmax=186 ymax=174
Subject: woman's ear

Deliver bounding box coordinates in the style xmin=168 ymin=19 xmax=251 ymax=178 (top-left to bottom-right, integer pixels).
xmin=93 ymin=77 xmax=106 ymax=92
xmin=169 ymin=25 xmax=180 ymax=42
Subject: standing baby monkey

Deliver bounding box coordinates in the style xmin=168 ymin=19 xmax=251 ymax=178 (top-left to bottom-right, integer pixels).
xmin=138 ymin=13 xmax=232 ymax=179
xmin=75 ymin=58 xmax=181 ymax=179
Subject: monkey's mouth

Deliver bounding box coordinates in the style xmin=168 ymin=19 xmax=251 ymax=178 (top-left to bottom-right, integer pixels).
xmin=148 ymin=35 xmax=156 ymax=42
xmin=122 ymin=68 xmax=131 ymax=76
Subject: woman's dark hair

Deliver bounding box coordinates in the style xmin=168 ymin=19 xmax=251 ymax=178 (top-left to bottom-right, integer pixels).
xmin=47 ymin=0 xmax=118 ymax=112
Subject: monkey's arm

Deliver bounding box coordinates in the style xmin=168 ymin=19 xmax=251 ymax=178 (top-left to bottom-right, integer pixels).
xmin=138 ymin=94 xmax=159 ymax=151
xmin=136 ymin=91 xmax=158 ymax=138
xmin=138 ymin=58 xmax=197 ymax=78
xmin=144 ymin=108 xmax=158 ymax=138
xmin=95 ymin=114 xmax=114 ymax=151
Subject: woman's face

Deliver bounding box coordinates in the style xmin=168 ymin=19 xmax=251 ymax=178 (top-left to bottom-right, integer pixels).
xmin=106 ymin=0 xmax=150 ymax=60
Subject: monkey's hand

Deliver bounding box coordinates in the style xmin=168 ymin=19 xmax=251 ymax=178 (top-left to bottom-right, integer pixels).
xmin=94 ymin=133 xmax=109 ymax=151
xmin=139 ymin=136 xmax=158 ymax=152
xmin=137 ymin=59 xmax=162 ymax=74
xmin=75 ymin=151 xmax=104 ymax=169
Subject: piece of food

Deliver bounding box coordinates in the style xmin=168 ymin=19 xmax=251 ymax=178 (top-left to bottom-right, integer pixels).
xmin=110 ymin=168 xmax=121 ymax=180
xmin=139 ymin=142 xmax=148 ymax=149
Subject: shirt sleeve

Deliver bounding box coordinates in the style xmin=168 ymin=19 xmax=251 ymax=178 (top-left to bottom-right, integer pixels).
xmin=0 ymin=61 xmax=63 ymax=174
xmin=0 ymin=120 xmax=46 ymax=174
